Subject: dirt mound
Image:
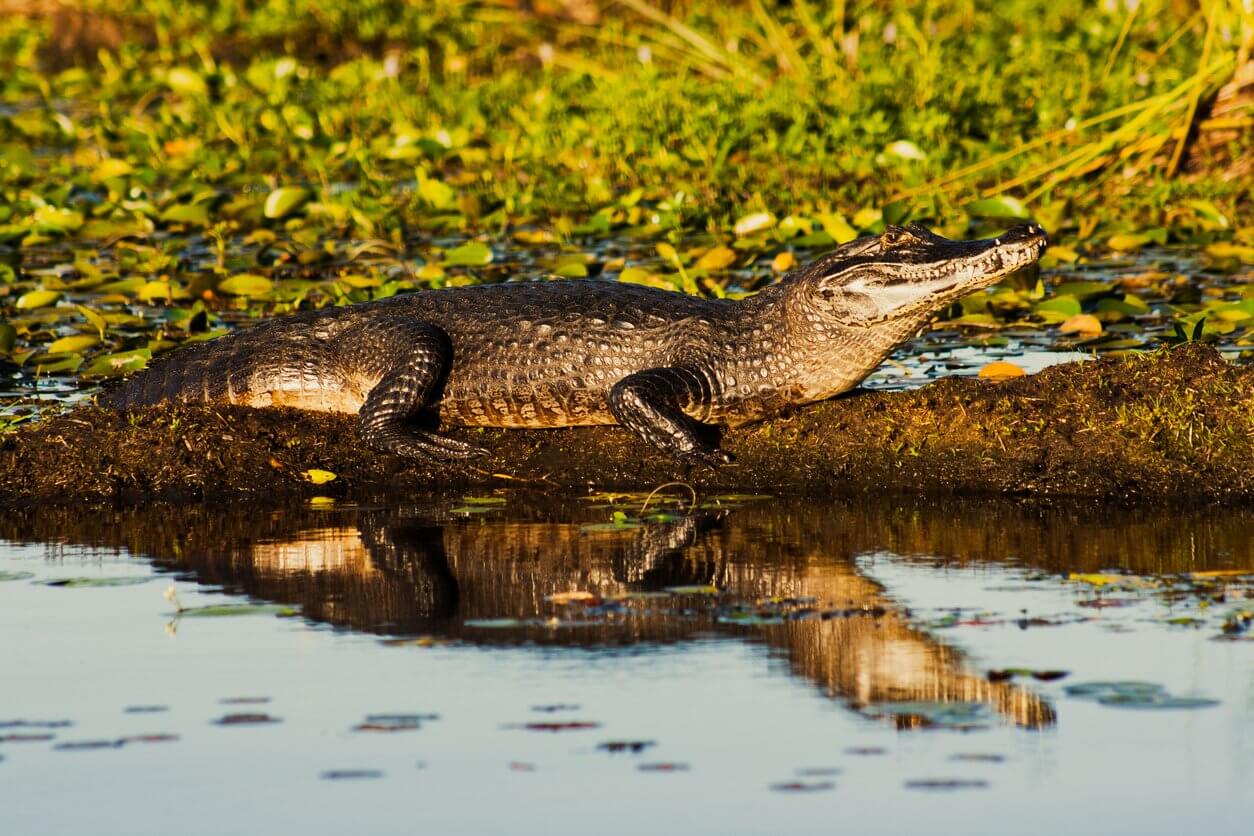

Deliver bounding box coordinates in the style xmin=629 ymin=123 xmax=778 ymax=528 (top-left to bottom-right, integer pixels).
xmin=1 ymin=345 xmax=1249 ymax=505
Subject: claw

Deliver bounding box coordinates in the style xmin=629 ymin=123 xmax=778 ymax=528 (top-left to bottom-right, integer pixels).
xmin=688 ymin=446 xmax=732 ymax=468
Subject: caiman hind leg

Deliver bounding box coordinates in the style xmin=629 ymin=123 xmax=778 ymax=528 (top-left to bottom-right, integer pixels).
xmin=343 ymin=317 xmax=487 ymax=460
xmin=607 ymin=367 xmax=731 ymax=465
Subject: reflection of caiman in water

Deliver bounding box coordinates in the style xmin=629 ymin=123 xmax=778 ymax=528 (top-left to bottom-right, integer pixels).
xmin=7 ymin=498 xmax=1251 ymax=730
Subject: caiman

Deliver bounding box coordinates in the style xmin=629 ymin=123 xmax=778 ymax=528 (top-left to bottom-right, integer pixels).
xmin=100 ymin=223 xmax=1047 ymax=463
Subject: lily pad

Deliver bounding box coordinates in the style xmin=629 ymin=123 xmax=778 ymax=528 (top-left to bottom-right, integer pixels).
xmin=174 ymin=604 xmax=299 ymax=617
xmin=217 ymin=274 xmax=274 ymax=297
xmin=262 ymin=187 xmax=310 ymax=219
xmin=442 ymin=241 xmax=493 ymax=267
xmin=39 ymin=576 xmax=154 ymax=588
xmin=1064 ymin=681 xmax=1219 ymax=709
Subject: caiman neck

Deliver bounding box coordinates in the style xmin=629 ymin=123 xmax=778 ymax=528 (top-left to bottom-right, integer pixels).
xmin=734 ymin=279 xmax=928 ymax=404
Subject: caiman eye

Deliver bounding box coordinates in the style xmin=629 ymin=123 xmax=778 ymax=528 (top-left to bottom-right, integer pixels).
xmin=880 ymin=226 xmax=910 ymax=247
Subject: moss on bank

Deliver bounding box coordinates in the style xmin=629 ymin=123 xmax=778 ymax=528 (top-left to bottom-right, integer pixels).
xmin=1 ymin=345 xmax=1249 ymax=505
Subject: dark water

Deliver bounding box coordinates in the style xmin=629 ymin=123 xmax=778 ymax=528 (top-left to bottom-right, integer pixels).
xmin=2 ymin=495 xmax=1253 ymax=835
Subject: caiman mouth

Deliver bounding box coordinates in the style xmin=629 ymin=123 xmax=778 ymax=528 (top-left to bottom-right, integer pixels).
xmin=880 ymin=222 xmax=1048 ymax=285
xmin=808 ymin=222 xmax=1049 ymax=325
xmin=974 ymin=222 xmax=1049 ymax=275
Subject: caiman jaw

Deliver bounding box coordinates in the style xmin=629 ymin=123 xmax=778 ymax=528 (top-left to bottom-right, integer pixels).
xmin=905 ymin=222 xmax=1048 ymax=305
xmin=820 ymin=223 xmax=1049 ymax=324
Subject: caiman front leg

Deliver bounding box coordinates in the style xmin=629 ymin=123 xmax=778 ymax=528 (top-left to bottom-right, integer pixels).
xmin=608 ymin=367 xmax=731 ymax=466
xmin=343 ymin=318 xmax=487 ymax=461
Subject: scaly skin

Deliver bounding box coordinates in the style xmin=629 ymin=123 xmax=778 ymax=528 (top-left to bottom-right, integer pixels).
xmin=100 ymin=223 xmax=1047 ymax=462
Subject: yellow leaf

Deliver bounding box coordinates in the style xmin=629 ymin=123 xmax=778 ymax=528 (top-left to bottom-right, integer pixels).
xmin=1059 ymin=314 xmax=1103 ymax=337
xmin=771 ymin=251 xmax=797 ymax=272
xmin=301 ymin=469 xmax=338 ymax=485
xmin=46 ymin=334 xmax=99 ymax=354
xmin=92 ymin=158 xmax=133 ymax=182
xmin=1189 ymin=569 xmax=1254 ymax=579
xmin=695 ymin=246 xmax=736 ymax=271
xmin=733 ymin=212 xmax=775 ymax=237
xmin=16 ymin=290 xmax=62 ymax=309
xmin=978 ymin=361 xmax=1026 ymax=380
xmin=217 ymin=274 xmax=273 ymax=296
xmin=1068 ymin=573 xmax=1123 ymax=586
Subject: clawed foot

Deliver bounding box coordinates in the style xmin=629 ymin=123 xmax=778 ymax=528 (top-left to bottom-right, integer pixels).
xmin=364 ymin=427 xmax=489 ymax=462
xmin=684 ymin=445 xmax=733 ymax=468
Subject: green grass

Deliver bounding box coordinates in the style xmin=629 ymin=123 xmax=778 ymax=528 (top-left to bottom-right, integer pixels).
xmin=1 ymin=1 xmax=1249 ymax=233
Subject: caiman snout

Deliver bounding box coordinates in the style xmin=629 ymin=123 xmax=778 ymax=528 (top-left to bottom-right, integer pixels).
xmin=997 ymin=223 xmax=1048 ymax=249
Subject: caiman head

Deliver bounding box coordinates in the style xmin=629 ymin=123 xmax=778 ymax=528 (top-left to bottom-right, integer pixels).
xmin=787 ymin=222 xmax=1048 ymax=332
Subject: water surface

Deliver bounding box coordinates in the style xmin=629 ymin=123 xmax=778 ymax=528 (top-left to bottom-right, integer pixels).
xmin=2 ymin=496 xmax=1253 ymax=835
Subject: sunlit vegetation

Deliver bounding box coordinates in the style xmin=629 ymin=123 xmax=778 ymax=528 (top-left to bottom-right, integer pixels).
xmin=0 ymin=0 xmax=1250 ymax=407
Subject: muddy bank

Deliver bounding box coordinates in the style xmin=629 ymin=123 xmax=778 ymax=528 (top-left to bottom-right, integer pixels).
xmin=1 ymin=345 xmax=1250 ymax=505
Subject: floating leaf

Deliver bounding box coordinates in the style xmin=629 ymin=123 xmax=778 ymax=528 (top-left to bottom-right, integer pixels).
xmin=212 ymin=713 xmax=281 ymax=726
xmin=905 ymin=779 xmax=989 ymax=791
xmin=733 ymin=212 xmax=774 ymax=237
xmin=262 ymin=187 xmax=310 ymax=219
xmin=417 ymin=176 xmax=456 ymax=209
xmin=965 ymin=196 xmax=1029 ymax=220
xmin=34 ymin=354 xmax=83 ymax=374
xmin=137 ymin=280 xmax=190 ymax=303
xmin=1107 ymin=229 xmax=1166 ymax=251
xmin=695 ymin=246 xmax=736 ymax=271
xmin=1067 ymin=573 xmax=1131 ymax=587
xmin=771 ymin=251 xmax=797 ymax=272
xmin=301 ymin=469 xmax=338 ymax=485
xmin=442 ymin=241 xmax=493 ymax=267
xmin=160 ymin=203 xmax=210 ymax=226
xmin=46 ymin=334 xmax=99 ymax=354
xmin=92 ymin=158 xmax=133 ymax=181
xmin=1059 ymin=314 xmax=1103 ymax=337
xmin=81 ymin=349 xmax=150 ymax=378
xmin=514 ymin=722 xmax=600 ymax=732
xmin=598 ymin=740 xmax=655 ymax=754
xmin=16 ymin=290 xmax=61 ymax=310
xmin=30 ymin=206 xmax=84 ymax=233
xmin=321 ymin=770 xmax=383 ymax=780
xmin=1057 ymin=282 xmax=1115 ymax=302
xmin=217 ymin=274 xmax=274 ymax=296
xmin=546 ymin=261 xmax=584 ymax=280
xmin=978 ymin=361 xmax=1025 ymax=380
xmin=1065 ymin=681 xmax=1219 ymax=710
xmin=1033 ymin=296 xmax=1082 ymax=320
xmin=40 ymin=576 xmax=153 ymax=588
xmin=175 ymin=604 xmax=298 ymax=617
xmin=771 ymin=781 xmax=835 ymax=792
xmin=54 ymin=740 xmax=123 ymax=752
